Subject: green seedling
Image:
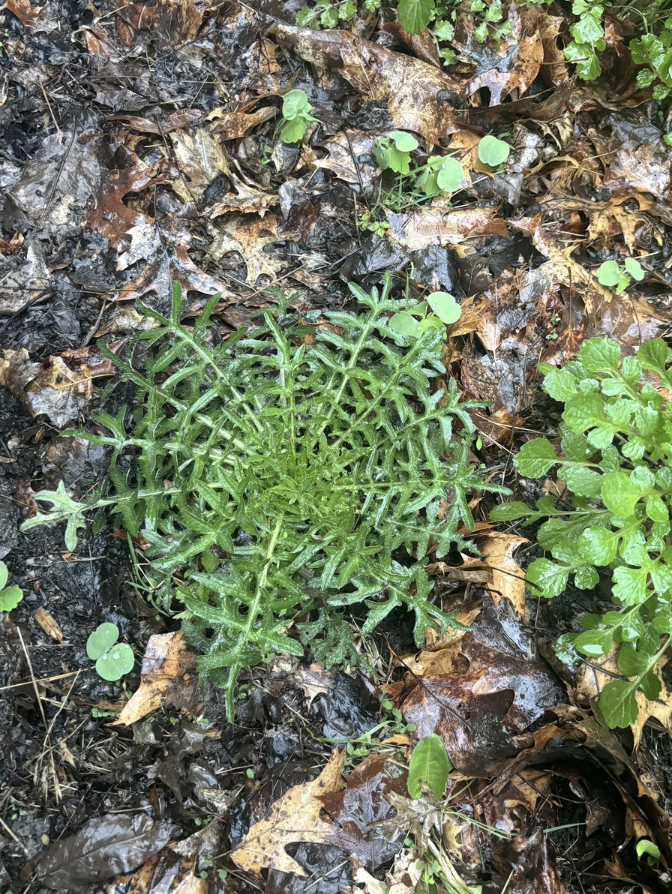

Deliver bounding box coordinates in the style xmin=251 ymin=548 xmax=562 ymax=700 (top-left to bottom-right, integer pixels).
xmin=0 ymin=561 xmax=22 ymax=612
xmin=389 ymin=291 xmax=461 ymax=337
xmin=597 ymin=258 xmax=645 ymax=293
xmin=86 ymin=622 xmax=134 ymax=682
xmin=416 ymin=155 xmax=465 ymax=196
xmin=478 ymin=134 xmax=511 ymax=168
xmin=373 ymin=131 xmax=419 ymax=174
xmin=278 ymin=89 xmax=318 ymax=144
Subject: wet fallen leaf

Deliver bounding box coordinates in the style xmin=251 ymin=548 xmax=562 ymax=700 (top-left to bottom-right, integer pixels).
xmin=208 ymin=213 xmax=288 ymax=285
xmin=313 ymin=129 xmax=382 ymax=187
xmin=208 ymin=105 xmax=277 ymax=140
xmin=112 ymin=631 xmax=199 ymax=726
xmin=460 ymin=6 xmax=555 ymax=107
xmin=320 ymin=753 xmax=408 ymax=870
xmin=209 ymin=179 xmax=279 ymax=217
xmin=270 ymin=23 xmax=463 ymax=143
xmin=296 ymin=663 xmax=337 ymax=709
xmin=38 ymin=812 xmax=175 ymax=891
xmin=232 ymin=748 xmax=345 ymax=878
xmin=113 ymin=0 xmax=203 ymax=43
xmin=0 ymin=242 xmax=50 ymax=314
xmin=386 ymin=204 xmax=508 ymax=251
xmin=8 ymin=132 xmax=101 ymax=237
xmin=170 ymin=128 xmax=232 ymax=203
xmin=105 ymin=109 xmax=204 ymax=135
xmin=477 ymin=533 xmax=528 ymax=614
xmin=0 ymin=348 xmax=114 ymax=428
xmin=402 ymin=605 xmax=564 ymax=775
xmin=95 ymin=306 xmax=159 ymax=337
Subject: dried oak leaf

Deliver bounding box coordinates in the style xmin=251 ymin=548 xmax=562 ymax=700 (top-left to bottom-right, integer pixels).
xmin=208 ymin=105 xmax=277 ymax=140
xmin=296 ymin=663 xmax=338 ymax=709
xmin=476 ymin=533 xmax=528 ymax=614
xmin=386 ymin=203 xmax=507 ymax=251
xmin=232 ymin=749 xmax=345 ymax=878
xmin=540 ymin=192 xmax=657 ymax=252
xmin=457 ymin=5 xmax=559 ymax=106
xmin=87 ymin=160 xmax=173 ymax=253
xmin=313 ymin=129 xmax=382 ymax=187
xmin=170 ymin=128 xmax=233 ymax=203
xmin=112 ymin=631 xmax=199 ymax=726
xmin=208 ymin=213 xmax=287 ymax=285
xmin=575 ymin=650 xmax=672 ymax=749
xmin=209 ymin=179 xmax=278 ymax=218
xmin=269 ymin=23 xmax=463 ymax=144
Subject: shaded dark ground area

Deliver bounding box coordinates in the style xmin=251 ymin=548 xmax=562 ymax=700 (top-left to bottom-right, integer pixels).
xmin=3 ymin=0 xmax=672 ymax=891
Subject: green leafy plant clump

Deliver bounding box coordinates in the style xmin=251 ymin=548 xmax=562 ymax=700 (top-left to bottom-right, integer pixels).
xmin=23 ymin=277 xmax=506 ymax=719
xmin=278 ymin=89 xmax=319 ymax=144
xmin=490 ymin=337 xmax=672 ymax=729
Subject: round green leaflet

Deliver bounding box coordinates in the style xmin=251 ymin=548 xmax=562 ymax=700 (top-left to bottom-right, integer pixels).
xmin=96 ymin=643 xmax=134 ymax=682
xmin=388 ymin=131 xmax=419 ymax=152
xmin=436 ymin=157 xmax=465 ymax=193
xmin=0 ymin=561 xmax=7 ymax=590
xmin=282 ymin=89 xmax=311 ymax=119
xmin=407 ymin=733 xmax=452 ymax=799
xmin=389 ymin=311 xmax=423 ymax=338
xmin=426 ymin=292 xmax=461 ymax=325
xmin=86 ymin=622 xmax=120 ymax=660
xmin=597 ymin=260 xmax=620 ymax=287
xmin=478 ymin=135 xmax=510 ymax=167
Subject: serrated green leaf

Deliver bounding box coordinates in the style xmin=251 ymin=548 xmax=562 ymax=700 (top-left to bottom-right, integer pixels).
xmin=0 ymin=585 xmax=23 ymax=612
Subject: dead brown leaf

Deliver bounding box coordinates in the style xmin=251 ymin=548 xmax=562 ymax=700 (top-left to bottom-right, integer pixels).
xmin=232 ymin=749 xmax=345 ymax=878
xmin=0 ymin=243 xmax=50 ymax=315
xmin=208 ymin=106 xmax=277 ymax=140
xmin=270 ymin=23 xmax=464 ymax=143
xmin=208 ymin=213 xmax=287 ymax=285
xmin=112 ymin=631 xmax=199 ymax=726
xmin=477 ymin=534 xmax=527 ymax=614
xmin=113 ymin=0 xmax=202 ymax=44
xmin=105 ymin=109 xmax=204 ymax=135
xmin=295 ymin=663 xmax=337 ymax=709
xmin=386 ymin=203 xmax=508 ymax=251
xmin=575 ymin=650 xmax=672 ymax=749
xmin=170 ymin=128 xmax=232 ymax=203
xmin=460 ymin=5 xmax=550 ymax=106
xmin=33 ymin=608 xmax=64 ymax=643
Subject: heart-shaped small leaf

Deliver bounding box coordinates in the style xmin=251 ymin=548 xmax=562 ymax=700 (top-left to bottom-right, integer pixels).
xmin=478 ymin=135 xmax=510 ymax=167
xmin=426 ymin=292 xmax=461 ymax=325
xmin=96 ymin=643 xmax=134 ymax=682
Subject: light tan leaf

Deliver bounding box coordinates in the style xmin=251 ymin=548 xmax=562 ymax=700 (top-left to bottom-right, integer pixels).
xmin=386 ymin=203 xmax=508 ymax=251
xmin=208 ymin=214 xmax=288 ymax=285
xmin=112 ymin=631 xmax=199 ymax=726
xmin=170 ymin=128 xmax=232 ymax=202
xmin=295 ymin=663 xmax=337 ymax=709
xmin=231 ymin=749 xmax=345 ymax=878
xmin=208 ymin=106 xmax=277 ymax=140
xmin=477 ymin=534 xmax=528 ymax=614
xmin=33 ymin=608 xmax=64 ymax=643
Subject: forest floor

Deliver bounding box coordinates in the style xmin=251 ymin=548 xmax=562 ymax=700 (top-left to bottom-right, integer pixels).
xmin=2 ymin=0 xmax=672 ymax=891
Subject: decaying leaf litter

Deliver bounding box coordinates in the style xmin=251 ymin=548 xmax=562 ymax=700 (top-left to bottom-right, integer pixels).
xmin=2 ymin=0 xmax=672 ymax=890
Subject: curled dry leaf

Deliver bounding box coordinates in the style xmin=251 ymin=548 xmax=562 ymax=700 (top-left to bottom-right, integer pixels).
xmin=170 ymin=128 xmax=233 ymax=203
xmin=113 ymin=0 xmax=203 ymax=44
xmin=33 ymin=608 xmax=64 ymax=643
xmin=112 ymin=631 xmax=199 ymax=727
xmin=232 ymin=748 xmax=346 ymax=878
